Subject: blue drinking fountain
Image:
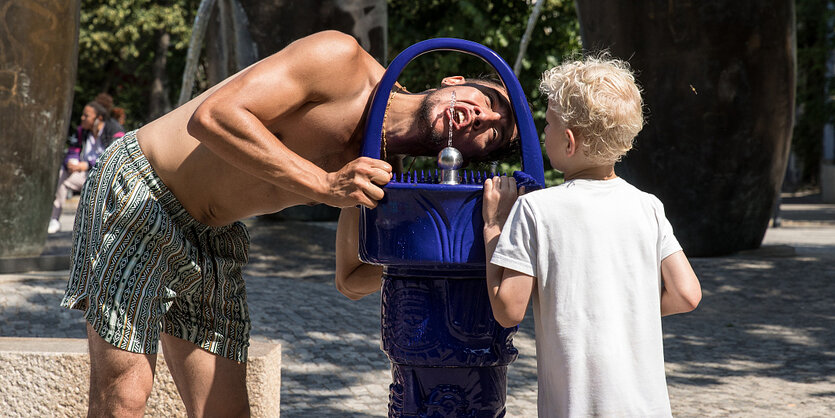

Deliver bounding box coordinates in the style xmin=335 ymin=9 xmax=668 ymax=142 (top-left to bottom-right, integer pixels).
xmin=359 ymin=38 xmax=544 ymax=417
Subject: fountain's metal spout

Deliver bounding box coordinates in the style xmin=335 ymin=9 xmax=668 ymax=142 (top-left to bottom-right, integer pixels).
xmin=438 ymin=146 xmax=463 ymax=184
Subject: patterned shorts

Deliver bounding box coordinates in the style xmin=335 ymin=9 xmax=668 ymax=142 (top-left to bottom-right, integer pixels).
xmin=61 ymin=131 xmax=252 ymax=362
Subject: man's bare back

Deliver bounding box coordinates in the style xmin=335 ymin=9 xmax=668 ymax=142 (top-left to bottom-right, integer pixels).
xmin=137 ymin=31 xmax=387 ymax=226
xmin=134 ymin=30 xmax=518 ymax=229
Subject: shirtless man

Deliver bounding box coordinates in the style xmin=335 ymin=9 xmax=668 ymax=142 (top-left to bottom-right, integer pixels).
xmin=61 ymin=30 xmax=517 ymax=417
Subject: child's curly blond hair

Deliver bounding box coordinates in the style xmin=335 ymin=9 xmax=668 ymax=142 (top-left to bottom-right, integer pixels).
xmin=540 ymin=54 xmax=644 ymax=165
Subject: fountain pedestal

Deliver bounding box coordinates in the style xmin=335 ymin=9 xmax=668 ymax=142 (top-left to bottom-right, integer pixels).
xmin=359 ymin=38 xmax=544 ymax=417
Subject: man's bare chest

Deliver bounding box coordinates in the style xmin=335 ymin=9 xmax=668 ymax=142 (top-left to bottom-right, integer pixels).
xmin=272 ymin=100 xmax=368 ymax=170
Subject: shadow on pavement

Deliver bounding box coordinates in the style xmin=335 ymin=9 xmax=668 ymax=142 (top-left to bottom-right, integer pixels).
xmin=2 ymin=197 xmax=832 ymax=415
xmin=663 ymin=251 xmax=835 ymax=386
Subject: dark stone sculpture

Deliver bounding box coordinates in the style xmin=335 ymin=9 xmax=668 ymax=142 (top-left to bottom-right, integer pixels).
xmin=237 ymin=0 xmax=387 ymax=63
xmin=575 ymin=1 xmax=796 ymax=256
xmin=0 ymin=0 xmax=80 ymax=257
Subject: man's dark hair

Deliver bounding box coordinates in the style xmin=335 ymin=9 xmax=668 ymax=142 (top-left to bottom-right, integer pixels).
xmin=478 ymin=135 xmax=521 ymax=164
xmin=464 ymin=76 xmax=521 ymax=164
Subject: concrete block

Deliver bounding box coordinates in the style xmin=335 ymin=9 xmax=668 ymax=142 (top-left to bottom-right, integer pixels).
xmin=0 ymin=255 xmax=70 ymax=274
xmin=0 ymin=337 xmax=281 ymax=417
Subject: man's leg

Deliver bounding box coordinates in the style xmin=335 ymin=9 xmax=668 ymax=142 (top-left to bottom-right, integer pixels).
xmin=87 ymin=323 xmax=157 ymax=418
xmin=160 ymin=333 xmax=250 ymax=417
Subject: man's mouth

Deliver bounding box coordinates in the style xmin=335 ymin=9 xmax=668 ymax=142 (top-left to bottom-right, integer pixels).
xmin=450 ymin=107 xmax=469 ymax=126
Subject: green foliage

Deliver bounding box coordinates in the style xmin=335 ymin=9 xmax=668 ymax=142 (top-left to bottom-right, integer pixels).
xmin=74 ymin=2 xmax=833 ymax=190
xmin=792 ymin=0 xmax=835 ymax=185
xmin=76 ymin=0 xmax=200 ymax=129
xmin=73 ymin=0 xmax=581 ymax=187
xmin=388 ymin=0 xmax=581 ymax=185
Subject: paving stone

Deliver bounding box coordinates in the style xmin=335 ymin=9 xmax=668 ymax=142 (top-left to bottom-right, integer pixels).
xmin=1 ymin=197 xmax=833 ymax=416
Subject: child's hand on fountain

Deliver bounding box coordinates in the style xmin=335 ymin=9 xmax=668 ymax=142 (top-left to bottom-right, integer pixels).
xmin=482 ymin=175 xmax=533 ymax=329
xmin=482 ymin=175 xmax=523 ymax=232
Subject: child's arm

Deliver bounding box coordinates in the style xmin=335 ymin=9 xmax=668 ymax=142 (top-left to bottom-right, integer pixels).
xmin=660 ymin=250 xmax=701 ymax=316
xmin=483 ymin=176 xmax=534 ymax=327
xmin=335 ymin=207 xmax=384 ymax=300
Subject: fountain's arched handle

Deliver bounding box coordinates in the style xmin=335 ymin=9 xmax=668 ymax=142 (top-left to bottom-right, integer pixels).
xmin=361 ymin=38 xmax=545 ymax=186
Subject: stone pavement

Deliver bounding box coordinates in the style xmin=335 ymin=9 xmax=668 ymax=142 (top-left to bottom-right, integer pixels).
xmin=0 ymin=194 xmax=833 ymax=417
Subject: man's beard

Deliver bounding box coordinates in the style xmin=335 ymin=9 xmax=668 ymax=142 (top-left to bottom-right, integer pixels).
xmin=417 ymin=94 xmax=446 ymax=149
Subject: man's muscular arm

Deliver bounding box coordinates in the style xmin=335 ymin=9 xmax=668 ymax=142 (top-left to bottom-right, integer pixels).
xmin=335 ymin=207 xmax=383 ymax=300
xmin=187 ymin=31 xmax=391 ymax=208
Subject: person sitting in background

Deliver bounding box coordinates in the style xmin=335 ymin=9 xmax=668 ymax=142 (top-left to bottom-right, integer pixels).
xmin=48 ymin=101 xmax=124 ymax=233
xmin=95 ymin=92 xmax=114 ymax=117
xmin=96 ymin=92 xmax=127 ymax=132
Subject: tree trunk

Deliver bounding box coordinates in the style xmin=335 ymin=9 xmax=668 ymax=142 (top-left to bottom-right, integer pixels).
xmin=205 ymin=0 xmax=257 ymax=86
xmin=178 ymin=0 xmax=216 ymax=106
xmin=514 ymin=0 xmax=545 ymax=76
xmin=149 ymin=30 xmax=171 ymax=120
xmin=0 ymin=0 xmax=81 ymax=257
xmin=575 ymin=1 xmax=796 ymax=256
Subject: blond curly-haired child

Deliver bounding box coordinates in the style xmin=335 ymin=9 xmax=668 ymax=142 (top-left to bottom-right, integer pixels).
xmin=482 ymin=56 xmax=702 ymax=417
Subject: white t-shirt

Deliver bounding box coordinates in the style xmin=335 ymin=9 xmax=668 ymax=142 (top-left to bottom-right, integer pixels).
xmin=491 ymin=177 xmax=681 ymax=418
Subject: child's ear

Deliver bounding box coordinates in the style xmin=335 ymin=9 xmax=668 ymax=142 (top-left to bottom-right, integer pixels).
xmin=565 ymin=128 xmax=578 ymax=156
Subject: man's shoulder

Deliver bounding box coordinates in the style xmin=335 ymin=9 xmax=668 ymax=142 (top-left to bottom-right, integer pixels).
xmin=260 ymin=31 xmax=369 ymax=77
xmin=281 ymin=31 xmax=382 ymax=94
xmin=305 ymin=30 xmax=360 ymax=47
xmin=294 ymin=31 xmax=367 ymax=65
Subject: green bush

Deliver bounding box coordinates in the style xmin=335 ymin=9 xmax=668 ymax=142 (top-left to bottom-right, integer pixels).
xmin=75 ymin=0 xmax=200 ymax=129
xmin=388 ymin=0 xmax=581 ymax=186
xmin=74 ymin=0 xmax=581 ymax=188
xmin=793 ymin=0 xmax=835 ymax=185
